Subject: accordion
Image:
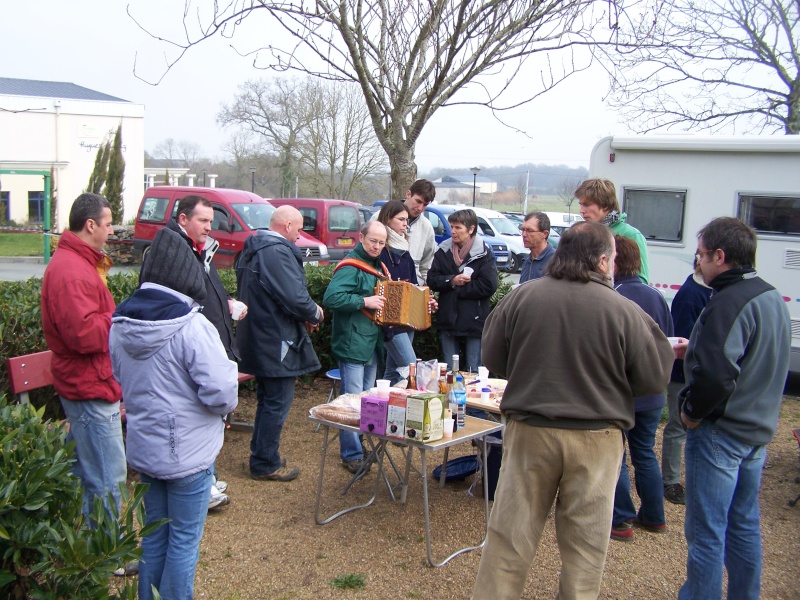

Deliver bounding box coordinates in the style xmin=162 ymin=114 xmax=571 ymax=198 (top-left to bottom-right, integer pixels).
xmin=373 ymin=281 xmax=432 ymax=330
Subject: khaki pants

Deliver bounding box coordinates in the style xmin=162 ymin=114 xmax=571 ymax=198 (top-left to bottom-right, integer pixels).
xmin=472 ymin=421 xmax=623 ymax=600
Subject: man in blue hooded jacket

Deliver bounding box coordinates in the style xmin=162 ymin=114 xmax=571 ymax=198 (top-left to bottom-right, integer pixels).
xmin=236 ymin=205 xmax=324 ymax=482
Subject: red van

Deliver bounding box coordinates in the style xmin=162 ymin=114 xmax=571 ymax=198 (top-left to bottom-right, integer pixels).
xmin=132 ymin=187 xmax=329 ymax=269
xmin=267 ymin=198 xmax=362 ymax=260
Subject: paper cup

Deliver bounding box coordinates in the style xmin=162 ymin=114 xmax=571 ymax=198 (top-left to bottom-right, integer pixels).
xmin=231 ymin=301 xmax=246 ymax=320
xmin=667 ymin=337 xmax=681 ymax=347
xmin=443 ymin=418 xmax=455 ymax=438
xmin=376 ymin=379 xmax=391 ymax=397
xmin=478 ymin=366 xmax=489 ymax=381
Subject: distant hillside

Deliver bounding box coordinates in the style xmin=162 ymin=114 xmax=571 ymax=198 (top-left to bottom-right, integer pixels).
xmin=424 ymin=163 xmax=588 ymax=195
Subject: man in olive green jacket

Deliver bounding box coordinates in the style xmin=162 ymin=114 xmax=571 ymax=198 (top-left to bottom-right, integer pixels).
xmin=323 ymin=221 xmax=388 ymax=473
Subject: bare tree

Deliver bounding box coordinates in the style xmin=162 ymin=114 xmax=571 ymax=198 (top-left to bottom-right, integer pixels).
xmin=599 ymin=0 xmax=800 ymax=134
xmin=555 ymin=176 xmax=582 ymax=218
xmin=152 ymin=138 xmax=179 ymax=165
xmin=130 ymin=0 xmax=611 ymax=200
xmin=176 ymin=140 xmax=202 ymax=171
xmin=515 ymin=175 xmax=528 ymax=209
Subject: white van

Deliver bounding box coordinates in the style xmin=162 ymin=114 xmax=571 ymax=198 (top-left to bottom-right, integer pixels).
xmin=589 ymin=135 xmax=800 ymax=372
xmin=463 ymin=206 xmax=529 ymax=273
xmin=544 ymin=211 xmax=583 ymax=234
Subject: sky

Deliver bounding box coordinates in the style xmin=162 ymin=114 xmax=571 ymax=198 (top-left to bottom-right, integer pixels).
xmin=1 ymin=2 xmax=630 ymax=173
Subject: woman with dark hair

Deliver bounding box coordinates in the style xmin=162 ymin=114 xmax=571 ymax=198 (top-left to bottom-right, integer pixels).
xmin=376 ymin=201 xmax=420 ymax=384
xmin=426 ymin=209 xmax=498 ymax=372
xmin=610 ymin=235 xmax=673 ymax=542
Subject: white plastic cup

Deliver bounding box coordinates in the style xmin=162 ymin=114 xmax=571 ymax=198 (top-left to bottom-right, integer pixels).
xmin=443 ymin=418 xmax=455 ymax=438
xmin=231 ymin=300 xmax=246 ymax=320
xmin=667 ymin=337 xmax=681 ymax=347
xmin=478 ymin=366 xmax=489 ymax=381
xmin=463 ymin=266 xmax=474 ymax=277
xmin=376 ymin=379 xmax=391 ymax=397
xmin=481 ymin=387 xmax=491 ymax=403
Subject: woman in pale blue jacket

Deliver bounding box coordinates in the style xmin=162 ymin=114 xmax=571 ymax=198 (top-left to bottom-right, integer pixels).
xmin=109 ymin=228 xmax=238 ymax=600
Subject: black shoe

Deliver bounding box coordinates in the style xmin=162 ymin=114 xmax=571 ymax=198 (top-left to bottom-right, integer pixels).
xmin=113 ymin=560 xmax=139 ymax=576
xmin=664 ymin=483 xmax=686 ymax=505
xmin=341 ymin=459 xmax=370 ymax=475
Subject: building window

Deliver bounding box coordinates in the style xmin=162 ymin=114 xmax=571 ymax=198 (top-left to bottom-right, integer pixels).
xmin=0 ymin=191 xmax=9 ymax=223
xmin=623 ymin=188 xmax=686 ymax=242
xmin=28 ymin=191 xmax=44 ymax=224
xmin=738 ymin=194 xmax=800 ymax=236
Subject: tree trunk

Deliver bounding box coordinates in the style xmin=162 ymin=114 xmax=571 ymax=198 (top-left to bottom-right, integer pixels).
xmin=389 ymin=145 xmax=418 ymax=202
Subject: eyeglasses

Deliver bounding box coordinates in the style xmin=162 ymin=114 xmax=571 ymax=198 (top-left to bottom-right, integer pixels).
xmin=695 ymin=249 xmax=715 ymax=262
xmin=520 ymin=228 xmax=542 ymax=235
xmin=365 ymin=237 xmax=386 ymax=247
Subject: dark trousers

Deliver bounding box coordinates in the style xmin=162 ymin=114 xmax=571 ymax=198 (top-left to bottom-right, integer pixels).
xmin=249 ymin=376 xmax=296 ymax=476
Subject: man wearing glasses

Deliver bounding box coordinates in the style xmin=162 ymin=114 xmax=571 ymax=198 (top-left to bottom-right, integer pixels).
xmin=518 ymin=212 xmax=556 ymax=284
xmin=323 ymin=221 xmax=388 ymax=474
xmin=678 ymin=217 xmax=790 ymax=600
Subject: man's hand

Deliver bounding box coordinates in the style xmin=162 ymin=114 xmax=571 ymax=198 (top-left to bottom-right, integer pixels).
xmin=681 ymin=412 xmax=700 ymax=429
xmin=305 ymin=321 xmax=320 ymax=334
xmin=672 ymin=337 xmax=689 ymax=360
xmin=228 ymin=299 xmax=248 ymax=320
xmin=363 ymin=295 xmax=386 ymax=310
xmin=428 ymin=297 xmax=438 ymax=313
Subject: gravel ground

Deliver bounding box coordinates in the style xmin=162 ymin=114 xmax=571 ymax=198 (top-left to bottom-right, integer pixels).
xmin=124 ymin=379 xmax=800 ymax=599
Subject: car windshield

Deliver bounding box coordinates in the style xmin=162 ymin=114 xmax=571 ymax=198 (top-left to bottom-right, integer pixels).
xmin=232 ymin=204 xmax=274 ymax=230
xmin=490 ymin=217 xmax=521 ymax=235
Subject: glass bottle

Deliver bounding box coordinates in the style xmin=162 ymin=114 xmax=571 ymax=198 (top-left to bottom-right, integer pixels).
xmin=408 ymin=362 xmax=416 ymax=391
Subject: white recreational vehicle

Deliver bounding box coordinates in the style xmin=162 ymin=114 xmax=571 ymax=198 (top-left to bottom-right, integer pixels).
xmin=589 ymin=135 xmax=800 ymax=373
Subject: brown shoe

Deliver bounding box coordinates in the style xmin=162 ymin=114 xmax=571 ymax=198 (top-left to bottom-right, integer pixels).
xmin=251 ymin=465 xmax=300 ymax=482
xmin=341 ymin=459 xmax=370 ymax=474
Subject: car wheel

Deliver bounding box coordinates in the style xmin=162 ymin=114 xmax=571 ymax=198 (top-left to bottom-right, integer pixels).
xmin=505 ymin=253 xmax=520 ymax=273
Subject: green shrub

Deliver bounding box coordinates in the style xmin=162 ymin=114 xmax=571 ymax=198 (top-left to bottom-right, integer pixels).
xmin=0 ymin=398 xmax=163 ymax=599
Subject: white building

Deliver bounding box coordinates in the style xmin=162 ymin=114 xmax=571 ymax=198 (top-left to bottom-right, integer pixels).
xmin=0 ymin=77 xmax=144 ymax=231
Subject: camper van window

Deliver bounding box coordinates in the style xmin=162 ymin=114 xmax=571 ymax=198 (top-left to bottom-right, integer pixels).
xmin=623 ymin=189 xmax=685 ymax=242
xmin=738 ymin=195 xmax=800 ymax=236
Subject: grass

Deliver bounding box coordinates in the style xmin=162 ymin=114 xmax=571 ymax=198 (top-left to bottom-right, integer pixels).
xmin=0 ymin=232 xmax=46 ymax=257
xmin=331 ymin=574 xmax=366 ymax=590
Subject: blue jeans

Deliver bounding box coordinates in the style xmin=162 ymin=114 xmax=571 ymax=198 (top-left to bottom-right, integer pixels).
xmin=59 ymin=397 xmax=127 ymax=521
xmin=613 ymin=406 xmax=665 ymax=527
xmin=250 ymin=376 xmax=296 ymax=476
xmin=338 ymin=353 xmax=377 ymax=462
xmin=679 ymin=422 xmax=765 ymax=600
xmin=440 ymin=332 xmax=481 ymax=373
xmin=383 ymin=330 xmax=416 ymax=385
xmin=138 ymin=469 xmax=212 ymax=600
xmin=662 ymin=381 xmax=687 ymax=485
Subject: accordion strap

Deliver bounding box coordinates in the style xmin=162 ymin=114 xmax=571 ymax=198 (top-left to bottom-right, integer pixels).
xmin=333 ymin=257 xmax=389 ymax=321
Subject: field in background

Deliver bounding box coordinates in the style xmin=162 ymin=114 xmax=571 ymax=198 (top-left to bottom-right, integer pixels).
xmin=467 ymin=193 xmax=580 ymax=216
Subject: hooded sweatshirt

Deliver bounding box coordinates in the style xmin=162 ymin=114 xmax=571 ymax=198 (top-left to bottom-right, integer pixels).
xmin=109 ymin=284 xmax=238 ymax=480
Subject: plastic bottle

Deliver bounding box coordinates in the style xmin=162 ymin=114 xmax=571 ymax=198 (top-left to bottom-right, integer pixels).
xmin=453 ymin=374 xmax=467 ymax=429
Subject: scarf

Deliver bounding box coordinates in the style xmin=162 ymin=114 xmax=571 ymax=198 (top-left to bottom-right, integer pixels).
xmin=601 ymin=210 xmax=621 ymax=227
xmin=387 ymin=227 xmax=409 ymax=252
xmin=453 ymin=235 xmax=475 ymax=267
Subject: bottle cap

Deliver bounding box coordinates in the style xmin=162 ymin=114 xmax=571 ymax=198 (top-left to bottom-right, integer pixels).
xmin=456 ymin=374 xmax=463 ymax=382
xmin=481 ymin=387 xmax=490 ymax=392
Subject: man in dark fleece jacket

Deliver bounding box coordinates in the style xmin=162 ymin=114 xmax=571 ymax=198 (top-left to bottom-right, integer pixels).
xmin=678 ymin=217 xmax=790 ymax=600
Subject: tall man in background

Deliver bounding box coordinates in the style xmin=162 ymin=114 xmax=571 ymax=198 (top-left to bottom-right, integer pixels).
xmin=678 ymin=217 xmax=790 ymax=600
xmin=403 ymin=179 xmax=437 ymax=283
xmin=41 ymin=193 xmax=127 ymax=520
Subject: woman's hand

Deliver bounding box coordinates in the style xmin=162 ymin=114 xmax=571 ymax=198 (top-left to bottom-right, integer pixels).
xmin=451 ymin=273 xmax=471 ymax=287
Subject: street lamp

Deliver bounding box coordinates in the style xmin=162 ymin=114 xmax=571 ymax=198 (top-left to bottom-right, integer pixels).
xmin=470 ymin=167 xmax=481 ymax=207
xmin=249 ymin=167 xmax=256 ymax=193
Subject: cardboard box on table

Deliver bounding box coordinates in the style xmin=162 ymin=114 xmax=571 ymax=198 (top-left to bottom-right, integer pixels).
xmin=405 ymin=392 xmax=445 ymax=443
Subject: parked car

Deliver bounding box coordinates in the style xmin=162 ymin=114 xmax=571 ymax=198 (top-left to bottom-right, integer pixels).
xmin=268 ymin=198 xmax=362 ymax=260
xmin=132 ymin=186 xmax=329 ymax=269
xmin=501 ymin=212 xmax=525 ymax=228
xmin=358 ymin=204 xmax=380 ymax=225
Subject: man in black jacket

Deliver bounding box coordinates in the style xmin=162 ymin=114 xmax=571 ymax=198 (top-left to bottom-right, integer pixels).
xmin=237 ymin=205 xmax=324 ymax=482
xmin=146 ymin=195 xmax=243 ymax=508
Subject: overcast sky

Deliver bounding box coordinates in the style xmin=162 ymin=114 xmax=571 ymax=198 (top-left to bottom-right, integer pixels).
xmin=2 ymin=1 xmax=630 ymax=172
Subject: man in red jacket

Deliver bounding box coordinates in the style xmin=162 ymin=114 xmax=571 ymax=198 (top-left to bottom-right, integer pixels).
xmin=41 ymin=193 xmax=127 ymax=521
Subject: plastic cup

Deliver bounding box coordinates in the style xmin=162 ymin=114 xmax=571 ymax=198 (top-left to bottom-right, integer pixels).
xmin=667 ymin=337 xmax=681 ymax=347
xmin=231 ymin=301 xmax=246 ymax=320
xmin=443 ymin=418 xmax=454 ymax=438
xmin=463 ymin=267 xmax=474 ymax=277
xmin=478 ymin=366 xmax=489 ymax=381
xmin=376 ymin=379 xmax=391 ymax=397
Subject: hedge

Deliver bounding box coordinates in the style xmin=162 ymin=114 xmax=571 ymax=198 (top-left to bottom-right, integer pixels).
xmin=1 ymin=266 xmax=512 ymax=416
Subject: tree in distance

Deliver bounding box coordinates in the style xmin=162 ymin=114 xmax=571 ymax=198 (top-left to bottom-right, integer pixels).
xmin=129 ymin=0 xmax=615 ymax=201
xmin=597 ymin=0 xmax=800 ymax=134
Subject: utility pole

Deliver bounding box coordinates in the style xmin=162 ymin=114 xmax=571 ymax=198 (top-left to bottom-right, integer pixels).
xmin=523 ymin=170 xmax=530 ymax=214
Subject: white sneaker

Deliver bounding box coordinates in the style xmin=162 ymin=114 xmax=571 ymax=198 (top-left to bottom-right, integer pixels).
xmin=209 ymin=485 xmax=230 ymax=510
xmin=214 ymin=479 xmax=228 ymax=494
